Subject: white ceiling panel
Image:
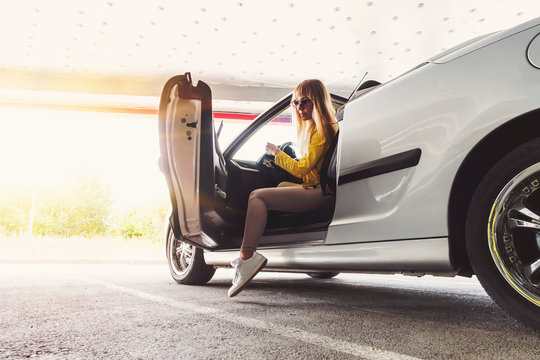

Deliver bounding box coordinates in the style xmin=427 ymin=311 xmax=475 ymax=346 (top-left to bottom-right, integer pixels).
xmin=0 ymin=0 xmax=538 ymax=101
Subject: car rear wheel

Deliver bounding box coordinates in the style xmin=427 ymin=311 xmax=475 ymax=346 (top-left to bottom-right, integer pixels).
xmin=166 ymin=224 xmax=215 ymax=285
xmin=306 ymin=272 xmax=340 ymax=279
xmin=466 ymin=138 xmax=540 ymax=330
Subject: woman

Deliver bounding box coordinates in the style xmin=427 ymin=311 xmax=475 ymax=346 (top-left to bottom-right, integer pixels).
xmin=228 ymin=79 xmax=339 ymax=297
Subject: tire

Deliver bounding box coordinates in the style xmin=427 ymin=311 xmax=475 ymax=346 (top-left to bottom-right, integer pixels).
xmin=306 ymin=272 xmax=340 ymax=279
xmin=165 ymin=224 xmax=215 ymax=285
xmin=466 ymin=138 xmax=540 ymax=330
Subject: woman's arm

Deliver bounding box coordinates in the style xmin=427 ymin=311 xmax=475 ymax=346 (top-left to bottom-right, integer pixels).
xmin=274 ymin=131 xmax=327 ymax=178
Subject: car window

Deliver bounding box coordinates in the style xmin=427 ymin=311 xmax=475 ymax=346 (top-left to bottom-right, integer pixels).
xmin=232 ymin=107 xmax=296 ymax=162
xmin=214 ymin=118 xmax=251 ymax=152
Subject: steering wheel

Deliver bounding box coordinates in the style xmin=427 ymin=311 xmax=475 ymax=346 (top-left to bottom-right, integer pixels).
xmin=257 ymin=142 xmax=296 ymax=169
xmin=256 ymin=142 xmax=299 ymax=184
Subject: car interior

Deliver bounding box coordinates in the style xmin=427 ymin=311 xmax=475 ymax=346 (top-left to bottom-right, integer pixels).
xmin=217 ymin=81 xmax=385 ymax=238
xmin=209 ymin=106 xmax=344 ymax=249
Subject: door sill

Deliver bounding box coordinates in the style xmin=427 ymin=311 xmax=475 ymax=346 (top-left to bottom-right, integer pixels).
xmin=204 ymin=237 xmax=453 ymax=273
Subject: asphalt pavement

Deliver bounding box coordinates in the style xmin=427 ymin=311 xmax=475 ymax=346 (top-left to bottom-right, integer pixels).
xmin=1 ymin=263 xmax=539 ymax=359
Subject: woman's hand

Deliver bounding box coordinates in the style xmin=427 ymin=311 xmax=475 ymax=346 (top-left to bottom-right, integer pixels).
xmin=265 ymin=142 xmax=281 ymax=156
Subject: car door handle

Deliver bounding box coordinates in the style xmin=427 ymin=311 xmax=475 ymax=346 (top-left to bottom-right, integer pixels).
xmin=215 ymin=184 xmax=227 ymax=199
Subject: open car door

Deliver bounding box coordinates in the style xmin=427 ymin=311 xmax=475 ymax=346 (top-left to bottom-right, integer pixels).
xmin=158 ymin=73 xmax=227 ymax=250
xmin=159 ymin=73 xmax=346 ymax=252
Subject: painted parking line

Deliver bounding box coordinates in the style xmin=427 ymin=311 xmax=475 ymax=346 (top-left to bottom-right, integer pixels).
xmin=79 ymin=277 xmax=423 ymax=360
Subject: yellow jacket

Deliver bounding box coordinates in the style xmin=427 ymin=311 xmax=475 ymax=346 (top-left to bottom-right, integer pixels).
xmin=275 ymin=123 xmax=338 ymax=188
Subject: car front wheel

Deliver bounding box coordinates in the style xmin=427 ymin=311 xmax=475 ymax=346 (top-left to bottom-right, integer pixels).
xmin=165 ymin=224 xmax=215 ymax=285
xmin=466 ymin=138 xmax=540 ymax=330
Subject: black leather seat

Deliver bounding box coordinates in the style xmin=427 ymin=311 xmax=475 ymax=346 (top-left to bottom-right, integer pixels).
xmin=265 ymin=130 xmax=339 ymax=231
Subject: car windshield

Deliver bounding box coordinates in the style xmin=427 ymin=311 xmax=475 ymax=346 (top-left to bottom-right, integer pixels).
xmin=232 ymin=107 xmax=295 ymax=162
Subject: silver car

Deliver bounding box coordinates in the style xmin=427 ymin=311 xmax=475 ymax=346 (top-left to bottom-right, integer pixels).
xmin=158 ymin=17 xmax=540 ymax=330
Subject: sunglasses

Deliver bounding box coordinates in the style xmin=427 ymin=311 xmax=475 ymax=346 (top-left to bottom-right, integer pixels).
xmin=292 ymin=97 xmax=311 ymax=109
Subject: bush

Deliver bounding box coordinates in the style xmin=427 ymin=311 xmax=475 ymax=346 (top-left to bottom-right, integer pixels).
xmin=31 ymin=173 xmax=113 ymax=237
xmin=0 ymin=172 xmax=169 ymax=242
xmin=0 ymin=188 xmax=32 ymax=235
xmin=0 ymin=172 xmax=113 ymax=237
xmin=111 ymin=201 xmax=169 ymax=242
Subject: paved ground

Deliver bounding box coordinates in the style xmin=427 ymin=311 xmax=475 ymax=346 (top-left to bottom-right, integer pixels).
xmin=0 ymin=236 xmax=163 ymax=264
xmin=1 ymin=263 xmax=539 ymax=360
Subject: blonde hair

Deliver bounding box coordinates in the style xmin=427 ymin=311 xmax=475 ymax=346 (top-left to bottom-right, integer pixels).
xmin=292 ymin=79 xmax=337 ymax=156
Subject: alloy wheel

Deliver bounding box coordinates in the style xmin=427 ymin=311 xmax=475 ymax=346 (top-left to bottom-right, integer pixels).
xmin=169 ymin=234 xmax=194 ymax=276
xmin=488 ymin=162 xmax=540 ymax=306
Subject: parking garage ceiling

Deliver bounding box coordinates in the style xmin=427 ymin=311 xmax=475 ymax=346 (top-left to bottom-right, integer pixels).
xmin=0 ymin=0 xmax=538 ymax=102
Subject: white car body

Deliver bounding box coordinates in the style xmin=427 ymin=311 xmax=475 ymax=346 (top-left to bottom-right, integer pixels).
xmin=204 ymin=17 xmax=540 ymax=274
xmin=159 ymin=17 xmax=540 ymax=329
xmin=332 ymin=17 xmax=540 ymax=244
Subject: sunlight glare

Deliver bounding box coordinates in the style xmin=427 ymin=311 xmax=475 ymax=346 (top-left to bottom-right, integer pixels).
xmin=0 ymin=107 xmax=168 ymax=208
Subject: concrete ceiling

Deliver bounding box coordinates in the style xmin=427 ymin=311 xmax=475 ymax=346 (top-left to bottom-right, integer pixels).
xmin=0 ymin=0 xmax=538 ymax=103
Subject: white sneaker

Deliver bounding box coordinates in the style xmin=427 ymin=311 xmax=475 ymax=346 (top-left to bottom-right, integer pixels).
xmin=228 ymin=252 xmax=268 ymax=297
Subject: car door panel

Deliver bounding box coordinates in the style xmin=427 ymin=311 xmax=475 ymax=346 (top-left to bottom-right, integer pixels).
xmin=326 ymin=148 xmax=422 ymax=241
xmin=160 ymin=75 xmax=350 ymax=250
xmin=327 ymin=63 xmax=456 ymax=245
xmin=166 ymin=96 xmax=202 ymax=238
xmin=158 ymin=74 xmax=222 ymax=249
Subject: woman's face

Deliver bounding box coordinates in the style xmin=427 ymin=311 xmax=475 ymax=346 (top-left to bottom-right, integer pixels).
xmin=292 ymin=94 xmax=313 ymax=121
